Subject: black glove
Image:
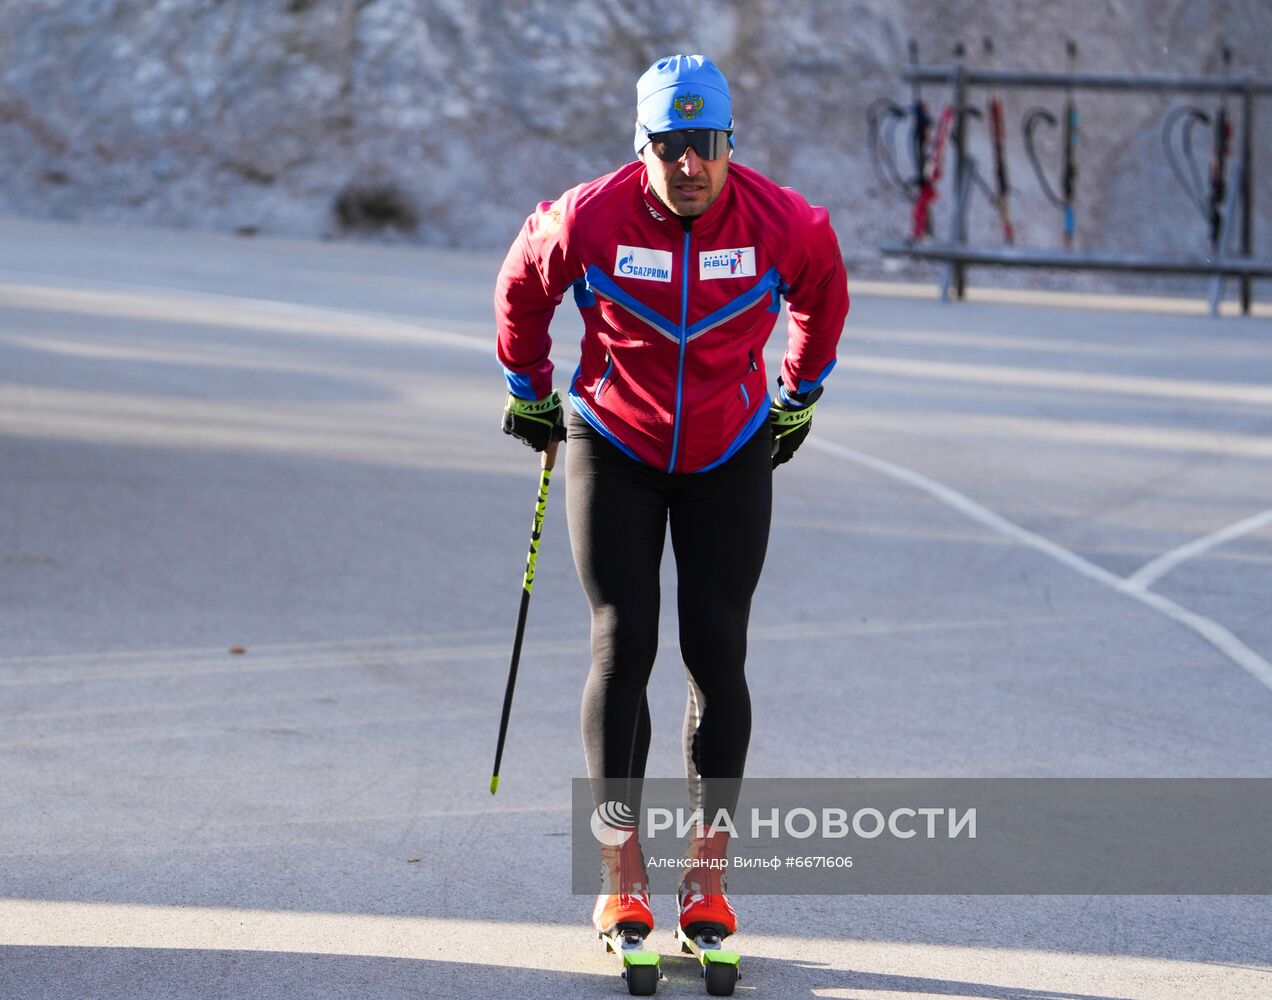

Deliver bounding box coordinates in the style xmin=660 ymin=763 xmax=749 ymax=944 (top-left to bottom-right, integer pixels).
xmin=502 ymin=389 xmax=566 ymax=452
xmin=769 ymin=378 xmax=823 ymax=468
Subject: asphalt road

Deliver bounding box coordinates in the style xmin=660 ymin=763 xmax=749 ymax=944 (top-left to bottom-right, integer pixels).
xmin=1 ymin=218 xmax=1270 ymax=999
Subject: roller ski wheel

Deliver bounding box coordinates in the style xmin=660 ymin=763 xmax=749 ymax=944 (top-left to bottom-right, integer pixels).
xmin=600 ymin=924 xmax=661 ymax=996
xmin=675 ymin=924 xmax=740 ymax=996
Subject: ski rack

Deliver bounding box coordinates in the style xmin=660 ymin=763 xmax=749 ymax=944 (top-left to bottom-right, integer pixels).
xmin=879 ymin=53 xmax=1272 ymax=315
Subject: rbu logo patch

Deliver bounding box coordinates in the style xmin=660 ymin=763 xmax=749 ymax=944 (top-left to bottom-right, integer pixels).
xmin=699 ymin=247 xmax=756 ymax=279
xmin=616 ymin=245 xmax=673 ymax=282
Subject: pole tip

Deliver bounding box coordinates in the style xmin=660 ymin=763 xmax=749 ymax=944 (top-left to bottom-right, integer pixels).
xmin=489 ymin=775 xmax=500 ymax=795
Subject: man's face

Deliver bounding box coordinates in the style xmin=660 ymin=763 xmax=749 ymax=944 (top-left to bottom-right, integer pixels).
xmin=640 ymin=138 xmax=729 ymax=218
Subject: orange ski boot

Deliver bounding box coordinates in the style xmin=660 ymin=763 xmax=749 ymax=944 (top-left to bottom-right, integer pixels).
xmin=676 ymin=830 xmax=737 ymax=938
xmin=592 ymin=835 xmax=654 ymax=935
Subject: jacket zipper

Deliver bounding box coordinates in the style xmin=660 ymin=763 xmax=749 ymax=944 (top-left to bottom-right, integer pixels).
xmin=738 ymin=350 xmax=757 ymax=408
xmin=596 ymin=351 xmax=613 ymax=397
xmin=668 ymin=229 xmax=692 ymax=472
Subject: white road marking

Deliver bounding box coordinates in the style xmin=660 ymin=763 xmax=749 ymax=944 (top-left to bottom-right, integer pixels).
xmin=839 ymin=354 xmax=1272 ymax=407
xmin=1127 ymin=508 xmax=1272 ymax=590
xmin=0 ymin=277 xmax=491 ymax=353
xmin=808 ymin=437 xmax=1272 ymax=693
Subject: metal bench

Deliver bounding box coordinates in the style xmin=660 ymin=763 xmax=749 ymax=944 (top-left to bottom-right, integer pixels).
xmin=881 ymin=241 xmax=1272 ymax=313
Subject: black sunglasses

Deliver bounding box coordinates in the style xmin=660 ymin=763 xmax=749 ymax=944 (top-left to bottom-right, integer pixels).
xmin=644 ymin=129 xmax=732 ymax=163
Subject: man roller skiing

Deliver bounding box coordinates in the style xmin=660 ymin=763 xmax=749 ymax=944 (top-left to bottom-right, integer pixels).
xmin=495 ymin=54 xmax=849 ymax=948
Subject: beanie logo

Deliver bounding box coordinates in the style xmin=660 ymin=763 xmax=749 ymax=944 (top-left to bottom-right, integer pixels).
xmin=673 ymin=94 xmax=704 ymax=120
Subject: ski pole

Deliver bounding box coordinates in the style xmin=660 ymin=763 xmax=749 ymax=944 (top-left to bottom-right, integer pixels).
xmin=1061 ymin=40 xmax=1078 ymax=248
xmin=907 ymin=39 xmax=931 ymax=206
xmin=907 ymin=39 xmax=952 ymax=243
xmin=913 ymin=103 xmax=953 ymax=242
xmin=1161 ymin=43 xmax=1235 ymax=252
xmin=909 ymin=39 xmax=953 ymax=244
xmin=1022 ymin=39 xmax=1078 ymax=247
xmin=983 ymin=37 xmax=1015 ymax=244
xmin=490 ymin=438 xmax=560 ymax=794
xmin=1207 ymin=44 xmax=1233 ymax=250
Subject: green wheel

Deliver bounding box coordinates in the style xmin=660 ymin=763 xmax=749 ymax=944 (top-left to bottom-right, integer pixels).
xmin=625 ymin=962 xmax=658 ymax=996
xmin=704 ymin=959 xmax=737 ymax=996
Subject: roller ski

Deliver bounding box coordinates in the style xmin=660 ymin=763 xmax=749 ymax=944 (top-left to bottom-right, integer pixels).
xmin=594 ymin=838 xmax=661 ymax=995
xmin=675 ymin=832 xmax=741 ymax=996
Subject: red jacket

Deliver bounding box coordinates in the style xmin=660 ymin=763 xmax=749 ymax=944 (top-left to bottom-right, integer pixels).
xmin=495 ymin=160 xmax=849 ymax=473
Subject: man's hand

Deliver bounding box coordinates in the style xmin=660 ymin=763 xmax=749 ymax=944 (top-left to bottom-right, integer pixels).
xmin=769 ymin=379 xmax=823 ymax=468
xmin=502 ymin=389 xmax=566 ymax=452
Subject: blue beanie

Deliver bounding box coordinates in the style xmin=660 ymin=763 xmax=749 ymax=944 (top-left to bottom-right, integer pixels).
xmin=634 ymin=54 xmax=733 ymax=154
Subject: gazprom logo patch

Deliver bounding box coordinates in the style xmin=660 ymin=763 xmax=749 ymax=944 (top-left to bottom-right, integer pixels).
xmin=616 ymin=245 xmax=673 ymax=282
xmin=699 ymin=247 xmax=756 ymax=279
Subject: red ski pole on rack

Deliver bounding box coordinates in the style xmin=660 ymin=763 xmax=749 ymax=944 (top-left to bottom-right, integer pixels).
xmin=983 ymin=36 xmax=1015 ymax=244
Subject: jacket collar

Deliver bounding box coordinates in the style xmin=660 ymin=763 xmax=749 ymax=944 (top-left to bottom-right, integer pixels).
xmin=639 ymin=166 xmax=733 ymax=241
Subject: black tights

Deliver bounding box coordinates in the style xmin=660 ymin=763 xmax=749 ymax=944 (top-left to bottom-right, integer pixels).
xmin=566 ymin=413 xmax=771 ymax=821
